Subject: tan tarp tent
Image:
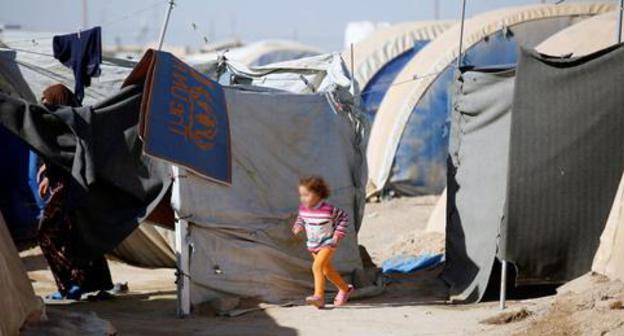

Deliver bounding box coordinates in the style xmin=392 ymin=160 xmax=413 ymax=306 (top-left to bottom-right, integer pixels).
xmin=536 ymin=11 xmax=623 ymax=57
xmin=366 ymin=3 xmax=615 ymax=197
xmin=340 ymin=21 xmax=453 ymax=89
xmin=535 ymin=11 xmax=624 ymax=283
xmin=0 ymin=211 xmax=44 ymax=336
xmin=594 ymin=174 xmax=624 ymax=282
xmin=110 ymin=222 xmax=176 ymax=268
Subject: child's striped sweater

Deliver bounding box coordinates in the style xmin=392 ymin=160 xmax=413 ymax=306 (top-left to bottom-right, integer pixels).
xmin=293 ymin=201 xmax=349 ymax=252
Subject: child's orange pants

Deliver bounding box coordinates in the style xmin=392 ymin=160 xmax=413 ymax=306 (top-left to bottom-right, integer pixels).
xmin=311 ymin=247 xmax=349 ymax=297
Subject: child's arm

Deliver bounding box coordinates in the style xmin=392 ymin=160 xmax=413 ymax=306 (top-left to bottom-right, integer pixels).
xmin=292 ymin=214 xmax=304 ymax=235
xmin=332 ymin=207 xmax=349 ymax=242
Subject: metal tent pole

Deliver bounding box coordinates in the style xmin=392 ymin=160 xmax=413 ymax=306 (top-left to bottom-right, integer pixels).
xmin=173 ymin=166 xmax=191 ymax=317
xmin=500 ymin=260 xmax=507 ymax=310
xmin=618 ymin=0 xmax=624 ymax=43
xmin=456 ymin=0 xmax=467 ymax=69
xmin=153 ymin=0 xmax=190 ymax=318
xmin=157 ymin=0 xmax=176 ymax=50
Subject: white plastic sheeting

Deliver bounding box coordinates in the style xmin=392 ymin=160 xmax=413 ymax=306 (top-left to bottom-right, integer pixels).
xmin=185 ymin=39 xmax=322 ymax=77
xmin=223 ymin=53 xmax=352 ymax=94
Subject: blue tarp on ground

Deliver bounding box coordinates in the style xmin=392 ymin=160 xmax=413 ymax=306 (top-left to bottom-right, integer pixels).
xmin=382 ymin=253 xmax=445 ymax=274
xmin=140 ymin=51 xmax=232 ymax=184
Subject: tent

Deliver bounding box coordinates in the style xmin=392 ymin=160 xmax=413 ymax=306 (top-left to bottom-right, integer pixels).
xmin=366 ymin=3 xmax=615 ymax=197
xmin=0 ymin=210 xmax=44 ymax=336
xmin=443 ymin=42 xmax=624 ymax=303
xmin=185 ymin=39 xmax=322 ymax=78
xmin=120 ymin=49 xmax=367 ymax=306
xmin=340 ymin=21 xmax=453 ymax=120
xmin=109 ymin=51 xmax=365 ymax=270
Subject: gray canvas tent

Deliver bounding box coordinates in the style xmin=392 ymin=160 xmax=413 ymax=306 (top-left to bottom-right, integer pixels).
xmin=174 ymin=85 xmax=366 ymax=304
xmin=443 ymin=43 xmax=624 ymax=303
xmin=109 ymin=52 xmax=365 ymax=270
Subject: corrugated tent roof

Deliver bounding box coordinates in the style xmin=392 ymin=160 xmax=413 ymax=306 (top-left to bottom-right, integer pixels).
xmin=341 ymin=21 xmax=453 ymax=88
xmin=537 ymin=11 xmax=622 ymax=56
xmin=366 ymin=2 xmax=615 ymax=197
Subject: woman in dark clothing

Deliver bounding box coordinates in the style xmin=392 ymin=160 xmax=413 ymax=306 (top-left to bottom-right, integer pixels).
xmin=36 ymin=84 xmax=113 ymax=300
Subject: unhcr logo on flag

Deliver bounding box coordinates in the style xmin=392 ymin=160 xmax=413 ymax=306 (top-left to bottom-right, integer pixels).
xmin=124 ymin=49 xmax=232 ymax=185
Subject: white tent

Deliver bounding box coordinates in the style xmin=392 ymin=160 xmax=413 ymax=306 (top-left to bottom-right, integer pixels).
xmin=366 ymin=3 xmax=615 ymax=197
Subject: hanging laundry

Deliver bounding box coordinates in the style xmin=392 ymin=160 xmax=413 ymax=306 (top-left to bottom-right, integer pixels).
xmin=52 ymin=26 xmax=102 ymax=103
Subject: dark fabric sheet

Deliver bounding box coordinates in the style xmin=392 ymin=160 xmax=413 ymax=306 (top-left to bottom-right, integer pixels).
xmin=443 ymin=67 xmax=515 ymax=303
xmin=0 ymin=85 xmax=171 ymax=258
xmin=502 ymin=46 xmax=624 ymax=284
xmin=53 ymin=27 xmax=102 ymax=103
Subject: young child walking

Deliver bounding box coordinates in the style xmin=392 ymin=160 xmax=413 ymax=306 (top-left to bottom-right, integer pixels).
xmin=293 ymin=176 xmax=354 ymax=308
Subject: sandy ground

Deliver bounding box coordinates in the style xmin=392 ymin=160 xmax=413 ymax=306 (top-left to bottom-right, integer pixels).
xmin=21 ymin=196 xmax=624 ymax=335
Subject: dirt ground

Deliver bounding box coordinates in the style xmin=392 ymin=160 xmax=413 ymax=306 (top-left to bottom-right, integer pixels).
xmin=20 ymin=196 xmax=624 ymax=335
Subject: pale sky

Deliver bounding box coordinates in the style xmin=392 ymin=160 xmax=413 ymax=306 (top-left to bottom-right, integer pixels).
xmin=0 ymin=0 xmax=594 ymax=51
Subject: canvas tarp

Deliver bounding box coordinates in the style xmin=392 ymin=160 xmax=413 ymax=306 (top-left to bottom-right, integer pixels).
xmin=110 ymin=222 xmax=175 ymax=268
xmin=169 ymin=87 xmax=367 ymax=304
xmin=442 ymin=67 xmax=515 ymax=303
xmin=366 ymin=3 xmax=615 ymax=197
xmin=593 ymin=174 xmax=624 ymax=283
xmin=0 ymin=210 xmax=44 ymax=336
xmin=501 ymin=46 xmax=624 ymax=285
xmin=0 ymin=85 xmax=172 ymax=258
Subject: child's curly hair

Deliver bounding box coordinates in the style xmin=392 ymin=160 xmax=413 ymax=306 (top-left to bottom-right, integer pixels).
xmin=299 ymin=176 xmax=330 ymax=199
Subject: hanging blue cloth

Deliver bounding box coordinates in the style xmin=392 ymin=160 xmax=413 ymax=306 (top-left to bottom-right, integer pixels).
xmin=52 ymin=26 xmax=102 ymax=103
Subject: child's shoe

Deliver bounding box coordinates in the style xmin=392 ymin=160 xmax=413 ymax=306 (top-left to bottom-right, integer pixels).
xmin=334 ymin=285 xmax=354 ymax=306
xmin=305 ymin=295 xmax=325 ymax=308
